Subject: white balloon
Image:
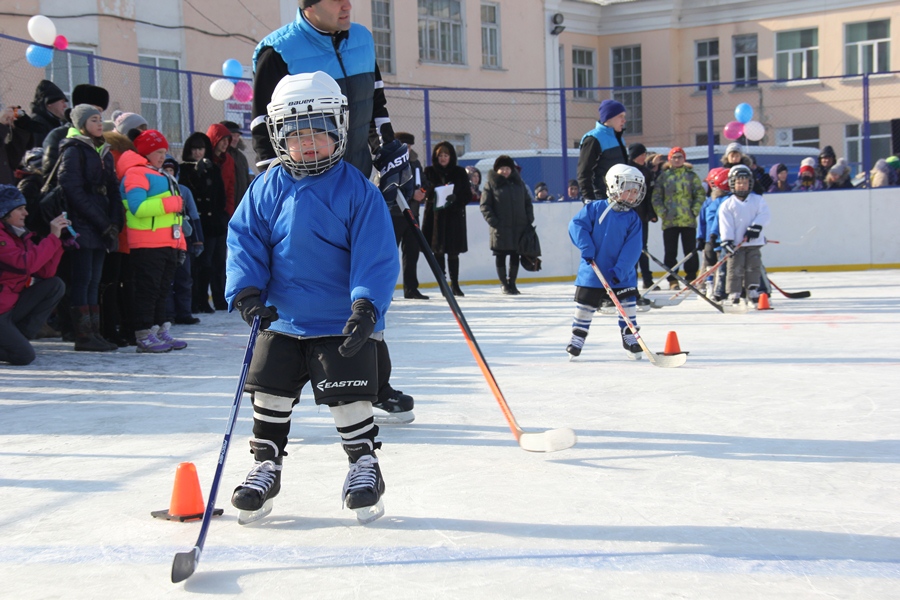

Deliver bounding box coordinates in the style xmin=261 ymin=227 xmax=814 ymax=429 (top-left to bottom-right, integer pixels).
xmin=209 ymin=78 xmax=235 ymax=102
xmin=744 ymin=120 xmax=765 ymax=142
xmin=27 ymin=15 xmax=57 ymax=46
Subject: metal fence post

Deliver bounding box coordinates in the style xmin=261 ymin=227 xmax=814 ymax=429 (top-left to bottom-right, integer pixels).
xmin=423 ymin=88 xmax=431 ymax=166
xmin=560 ymin=87 xmax=569 ymax=197
xmin=88 ymin=54 xmax=95 ymax=85
xmin=862 ymin=72 xmax=871 ymax=187
xmin=705 ymin=84 xmax=715 ymax=169
xmin=187 ymin=72 xmax=195 ymax=135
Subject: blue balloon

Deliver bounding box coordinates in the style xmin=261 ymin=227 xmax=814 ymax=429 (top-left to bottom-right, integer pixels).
xmin=26 ymin=44 xmax=54 ymax=68
xmin=222 ymin=58 xmax=243 ymax=82
xmin=734 ymin=103 xmax=754 ymax=124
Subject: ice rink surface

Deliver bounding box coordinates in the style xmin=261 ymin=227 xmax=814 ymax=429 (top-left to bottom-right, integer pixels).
xmin=1 ymin=270 xmax=899 ymax=599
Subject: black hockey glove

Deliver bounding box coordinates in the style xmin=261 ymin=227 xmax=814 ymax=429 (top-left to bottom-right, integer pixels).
xmin=613 ymin=286 xmax=638 ymax=300
xmin=745 ymin=224 xmax=763 ymax=240
xmin=721 ymin=240 xmax=736 ymax=256
xmin=234 ymin=287 xmax=279 ymax=330
xmin=339 ymin=299 xmax=376 ymax=358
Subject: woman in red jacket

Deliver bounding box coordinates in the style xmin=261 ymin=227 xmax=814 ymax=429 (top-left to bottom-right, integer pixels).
xmin=0 ymin=185 xmax=67 ymax=365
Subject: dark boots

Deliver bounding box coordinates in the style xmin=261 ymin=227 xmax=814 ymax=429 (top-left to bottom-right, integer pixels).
xmin=71 ymin=306 xmax=116 ymax=352
xmin=89 ymin=305 xmax=118 ymax=350
xmin=448 ymin=255 xmax=464 ymax=297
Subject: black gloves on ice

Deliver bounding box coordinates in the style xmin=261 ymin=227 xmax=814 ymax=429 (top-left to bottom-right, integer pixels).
xmin=340 ymin=299 xmax=376 ymax=358
xmin=234 ymin=287 xmax=279 ymax=330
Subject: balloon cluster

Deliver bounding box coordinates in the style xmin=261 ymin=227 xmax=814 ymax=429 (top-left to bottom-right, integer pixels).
xmin=723 ymin=103 xmax=765 ymax=142
xmin=209 ymin=59 xmax=253 ymax=103
xmin=25 ymin=15 xmax=68 ymax=68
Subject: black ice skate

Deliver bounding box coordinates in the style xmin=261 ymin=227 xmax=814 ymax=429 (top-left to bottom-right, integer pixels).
xmin=373 ymin=388 xmax=415 ymax=424
xmin=566 ymin=330 xmax=586 ymax=360
xmin=621 ymin=326 xmax=643 ymax=360
xmin=232 ymin=441 xmax=282 ymax=525
xmin=342 ymin=454 xmax=385 ymax=524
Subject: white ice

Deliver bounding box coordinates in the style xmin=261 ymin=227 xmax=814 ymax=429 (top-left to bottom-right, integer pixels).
xmin=2 ymin=270 xmax=899 ymax=599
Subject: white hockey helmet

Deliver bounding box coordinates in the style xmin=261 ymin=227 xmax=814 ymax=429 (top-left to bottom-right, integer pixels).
xmin=605 ymin=163 xmax=646 ymax=210
xmin=266 ymin=71 xmax=348 ymax=177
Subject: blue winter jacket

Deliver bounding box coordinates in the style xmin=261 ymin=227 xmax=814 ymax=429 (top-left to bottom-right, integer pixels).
xmin=697 ymin=195 xmax=725 ymax=245
xmin=225 ymin=161 xmax=399 ymax=337
xmin=569 ymin=200 xmax=642 ymax=289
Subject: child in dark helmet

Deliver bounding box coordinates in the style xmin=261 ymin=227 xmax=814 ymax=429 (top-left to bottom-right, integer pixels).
xmin=226 ymin=72 xmax=399 ymax=525
xmin=718 ymin=165 xmax=771 ymax=306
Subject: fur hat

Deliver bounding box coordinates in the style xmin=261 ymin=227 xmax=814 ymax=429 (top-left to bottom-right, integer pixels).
xmin=133 ymin=129 xmax=168 ymax=157
xmin=70 ymin=104 xmax=101 ymax=131
xmin=493 ymin=155 xmax=517 ymax=172
xmin=598 ymin=99 xmax=626 ymax=124
xmin=72 ymin=84 xmax=109 ymax=111
xmin=628 ymin=143 xmax=647 ymax=161
xmin=113 ymin=112 xmax=149 ymax=135
xmin=395 ymin=132 xmax=415 ymax=146
xmin=0 ymin=184 xmax=27 ymax=219
xmin=725 ymin=142 xmax=743 ymax=156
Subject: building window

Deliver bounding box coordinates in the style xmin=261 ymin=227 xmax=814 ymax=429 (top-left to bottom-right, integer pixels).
xmin=845 ymin=20 xmax=890 ymax=75
xmin=695 ymin=133 xmax=720 ymax=146
xmin=46 ymin=47 xmax=95 ymax=97
xmin=611 ymin=45 xmax=642 ymax=135
xmin=733 ymin=34 xmax=758 ymax=88
xmin=418 ymin=0 xmax=465 ymax=65
xmin=480 ymin=3 xmax=501 ymax=68
xmin=774 ymin=126 xmax=819 ymax=149
xmin=430 ymin=132 xmax=468 ymax=158
xmin=695 ymin=39 xmax=719 ymax=91
xmin=572 ymin=48 xmax=595 ymax=100
xmin=139 ymin=55 xmax=183 ymax=144
xmin=846 ymin=122 xmax=892 ymax=171
xmin=372 ymin=1 xmax=394 ymax=74
xmin=776 ymin=29 xmax=818 ymax=80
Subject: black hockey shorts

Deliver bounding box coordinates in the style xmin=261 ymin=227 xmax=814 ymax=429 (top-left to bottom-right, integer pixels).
xmin=244 ymin=331 xmax=379 ymax=407
xmin=574 ymin=285 xmax=638 ymax=308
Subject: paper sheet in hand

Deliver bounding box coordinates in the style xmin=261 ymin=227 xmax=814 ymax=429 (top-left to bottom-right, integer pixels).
xmin=434 ymin=184 xmax=454 ymax=209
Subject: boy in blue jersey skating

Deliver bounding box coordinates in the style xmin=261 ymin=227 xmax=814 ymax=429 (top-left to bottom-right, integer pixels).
xmin=567 ymin=164 xmax=646 ymax=360
xmin=226 ymin=72 xmax=399 ymax=524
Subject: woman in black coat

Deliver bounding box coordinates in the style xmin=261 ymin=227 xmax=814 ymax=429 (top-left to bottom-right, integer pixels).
xmin=179 ymin=132 xmax=229 ymax=313
xmin=423 ymin=141 xmax=469 ymax=296
xmin=480 ymin=155 xmax=534 ymax=295
xmin=57 ymin=104 xmax=123 ymax=352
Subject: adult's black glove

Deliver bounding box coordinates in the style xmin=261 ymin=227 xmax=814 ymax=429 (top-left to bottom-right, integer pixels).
xmin=102 ymin=224 xmax=119 ymax=241
xmin=745 ymin=224 xmax=763 ymax=240
xmin=234 ymin=287 xmax=279 ymax=330
xmin=721 ymin=240 xmax=736 ymax=256
xmin=339 ymin=299 xmax=376 ymax=358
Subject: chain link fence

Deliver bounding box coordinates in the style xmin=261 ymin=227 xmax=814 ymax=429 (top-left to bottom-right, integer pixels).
xmin=3 ymin=33 xmax=897 ymax=189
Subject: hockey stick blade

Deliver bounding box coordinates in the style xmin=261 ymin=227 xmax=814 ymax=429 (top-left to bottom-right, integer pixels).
xmin=651 ymin=352 xmax=688 ymax=368
xmin=518 ymin=427 xmax=578 ymax=452
xmin=171 ymin=547 xmax=200 ymax=583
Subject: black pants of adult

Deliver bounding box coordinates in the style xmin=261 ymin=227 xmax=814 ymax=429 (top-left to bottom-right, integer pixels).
xmin=192 ymin=234 xmax=226 ymax=311
xmin=391 ymin=204 xmax=421 ymax=294
xmin=662 ymin=227 xmax=698 ymax=282
xmin=166 ymin=250 xmax=192 ymax=321
xmin=131 ymin=247 xmax=178 ymax=331
xmin=637 ymin=220 xmax=652 ymax=285
xmin=494 ymin=251 xmax=519 ymax=284
xmin=0 ymin=277 xmax=65 ymax=365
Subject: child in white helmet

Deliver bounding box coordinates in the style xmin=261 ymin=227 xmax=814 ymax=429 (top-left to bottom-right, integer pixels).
xmin=567 ymin=163 xmax=646 ymax=360
xmin=225 ymin=72 xmax=399 ymax=525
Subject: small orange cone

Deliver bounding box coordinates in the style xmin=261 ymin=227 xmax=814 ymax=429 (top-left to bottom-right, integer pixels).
xmin=151 ymin=462 xmax=223 ymax=522
xmin=757 ymin=292 xmax=773 ymax=310
xmin=662 ymin=331 xmax=688 ymax=355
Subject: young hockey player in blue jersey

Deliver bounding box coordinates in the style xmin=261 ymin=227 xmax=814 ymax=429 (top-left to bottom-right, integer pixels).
xmin=718 ymin=164 xmax=771 ymax=306
xmin=697 ymin=167 xmax=731 ymax=300
xmin=567 ymin=164 xmax=646 ymax=360
xmin=225 ymin=71 xmax=400 ymax=525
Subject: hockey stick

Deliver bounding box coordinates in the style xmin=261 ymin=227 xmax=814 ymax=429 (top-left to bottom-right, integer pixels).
xmin=395 ymin=189 xmax=576 ymax=452
xmin=640 ymin=250 xmax=697 ymax=295
xmin=761 ymin=265 xmax=811 ymax=299
xmin=172 ymin=316 xmax=261 ymax=583
xmin=671 ymin=240 xmax=747 ymax=300
xmin=643 ymin=249 xmax=724 ymax=313
xmin=587 ymin=203 xmax=686 ymax=368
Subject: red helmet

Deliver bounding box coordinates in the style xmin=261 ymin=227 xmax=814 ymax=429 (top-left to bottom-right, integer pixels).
xmin=708 ymin=168 xmax=729 ymax=191
xmin=705 ymin=167 xmax=726 ymax=184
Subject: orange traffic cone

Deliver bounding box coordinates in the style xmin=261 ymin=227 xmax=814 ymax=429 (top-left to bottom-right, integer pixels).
xmin=151 ymin=462 xmax=223 ymax=522
xmin=757 ymin=292 xmax=773 ymax=310
xmin=662 ymin=331 xmax=688 ymax=355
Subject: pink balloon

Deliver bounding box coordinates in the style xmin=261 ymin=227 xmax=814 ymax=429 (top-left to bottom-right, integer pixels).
xmin=53 ymin=35 xmax=68 ymax=50
xmin=232 ymin=81 xmax=253 ymax=103
xmin=723 ymin=121 xmax=744 ymax=141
